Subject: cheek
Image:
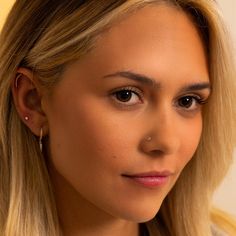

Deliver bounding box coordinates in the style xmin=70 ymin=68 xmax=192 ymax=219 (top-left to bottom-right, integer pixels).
xmin=46 ymin=98 xmax=132 ymax=180
xmin=177 ymin=116 xmax=203 ymax=170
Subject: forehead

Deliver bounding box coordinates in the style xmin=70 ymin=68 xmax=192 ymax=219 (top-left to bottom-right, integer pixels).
xmin=96 ymin=5 xmax=203 ymax=47
xmin=85 ymin=4 xmax=206 ymax=62
xmin=65 ymin=3 xmax=209 ymax=87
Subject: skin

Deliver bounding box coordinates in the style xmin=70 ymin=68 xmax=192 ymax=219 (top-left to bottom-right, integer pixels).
xmin=12 ymin=4 xmax=211 ymax=236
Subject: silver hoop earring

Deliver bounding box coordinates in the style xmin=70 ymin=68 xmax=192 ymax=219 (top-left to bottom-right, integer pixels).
xmin=15 ymin=73 xmax=22 ymax=88
xmin=146 ymin=136 xmax=152 ymax=142
xmin=39 ymin=128 xmax=43 ymax=152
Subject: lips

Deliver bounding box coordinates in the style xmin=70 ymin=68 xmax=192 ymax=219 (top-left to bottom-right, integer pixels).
xmin=122 ymin=170 xmax=173 ymax=178
xmin=122 ymin=171 xmax=172 ymax=188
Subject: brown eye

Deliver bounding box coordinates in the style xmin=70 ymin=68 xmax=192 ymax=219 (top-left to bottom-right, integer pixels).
xmin=177 ymin=95 xmax=207 ymax=112
xmin=178 ymin=96 xmax=194 ymax=108
xmin=110 ymin=86 xmax=143 ymax=106
xmin=115 ymin=90 xmax=133 ymax=102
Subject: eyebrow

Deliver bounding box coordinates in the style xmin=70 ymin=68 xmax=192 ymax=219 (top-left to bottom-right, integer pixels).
xmin=103 ymin=70 xmax=211 ymax=92
xmin=103 ymin=71 xmax=159 ymax=88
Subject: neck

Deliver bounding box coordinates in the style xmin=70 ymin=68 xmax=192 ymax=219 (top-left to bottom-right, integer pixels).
xmin=48 ymin=164 xmax=139 ymax=236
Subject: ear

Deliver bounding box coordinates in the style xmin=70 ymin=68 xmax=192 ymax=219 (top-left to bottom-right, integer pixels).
xmin=11 ymin=68 xmax=49 ymax=136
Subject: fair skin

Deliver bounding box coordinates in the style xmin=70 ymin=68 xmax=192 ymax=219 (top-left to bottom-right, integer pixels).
xmin=12 ymin=4 xmax=211 ymax=236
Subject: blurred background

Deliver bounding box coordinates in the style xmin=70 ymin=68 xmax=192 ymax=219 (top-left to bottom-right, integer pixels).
xmin=0 ymin=0 xmax=235 ymax=218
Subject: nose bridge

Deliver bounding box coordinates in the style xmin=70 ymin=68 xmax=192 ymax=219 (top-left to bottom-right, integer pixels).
xmin=143 ymin=104 xmax=180 ymax=155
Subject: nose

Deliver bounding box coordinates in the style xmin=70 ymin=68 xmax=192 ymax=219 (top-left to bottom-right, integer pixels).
xmin=140 ymin=109 xmax=181 ymax=157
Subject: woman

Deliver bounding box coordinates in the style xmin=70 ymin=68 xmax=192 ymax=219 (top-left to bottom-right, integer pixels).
xmin=0 ymin=0 xmax=235 ymax=235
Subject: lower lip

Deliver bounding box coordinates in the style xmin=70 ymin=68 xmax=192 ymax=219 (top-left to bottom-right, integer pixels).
xmin=123 ymin=176 xmax=169 ymax=188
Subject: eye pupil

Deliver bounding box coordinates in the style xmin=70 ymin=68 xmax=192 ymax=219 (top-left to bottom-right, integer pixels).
xmin=179 ymin=97 xmax=193 ymax=108
xmin=116 ymin=90 xmax=132 ymax=102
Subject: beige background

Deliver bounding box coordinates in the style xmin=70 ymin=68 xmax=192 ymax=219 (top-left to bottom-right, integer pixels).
xmin=0 ymin=0 xmax=235 ymax=217
xmin=0 ymin=0 xmax=13 ymax=30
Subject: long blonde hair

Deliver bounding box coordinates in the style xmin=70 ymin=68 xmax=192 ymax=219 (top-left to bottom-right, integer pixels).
xmin=0 ymin=0 xmax=235 ymax=235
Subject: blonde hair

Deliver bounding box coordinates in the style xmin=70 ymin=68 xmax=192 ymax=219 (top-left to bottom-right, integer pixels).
xmin=211 ymin=207 xmax=236 ymax=235
xmin=0 ymin=0 xmax=235 ymax=235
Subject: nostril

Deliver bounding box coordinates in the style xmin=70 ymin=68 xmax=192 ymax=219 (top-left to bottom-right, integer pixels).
xmin=149 ymin=149 xmax=165 ymax=157
xmin=139 ymin=133 xmax=180 ymax=156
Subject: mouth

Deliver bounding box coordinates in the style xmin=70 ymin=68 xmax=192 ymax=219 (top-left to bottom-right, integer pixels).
xmin=121 ymin=171 xmax=173 ymax=188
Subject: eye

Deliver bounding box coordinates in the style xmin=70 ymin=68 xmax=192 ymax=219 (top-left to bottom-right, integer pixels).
xmin=111 ymin=87 xmax=143 ymax=106
xmin=177 ymin=95 xmax=207 ymax=111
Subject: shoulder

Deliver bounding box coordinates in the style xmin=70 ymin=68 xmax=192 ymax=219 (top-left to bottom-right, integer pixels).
xmin=211 ymin=207 xmax=236 ymax=236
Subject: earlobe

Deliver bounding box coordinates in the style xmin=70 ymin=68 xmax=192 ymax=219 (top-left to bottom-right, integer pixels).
xmin=11 ymin=68 xmax=49 ymax=136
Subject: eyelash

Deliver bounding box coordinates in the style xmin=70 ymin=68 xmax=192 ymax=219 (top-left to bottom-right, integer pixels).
xmin=110 ymin=86 xmax=143 ymax=107
xmin=175 ymin=95 xmax=207 ymax=111
xmin=110 ymin=86 xmax=208 ymax=111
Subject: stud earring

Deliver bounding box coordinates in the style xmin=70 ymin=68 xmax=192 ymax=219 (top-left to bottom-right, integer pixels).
xmin=39 ymin=127 xmax=43 ymax=153
xmin=24 ymin=116 xmax=29 ymax=121
xmin=146 ymin=136 xmax=152 ymax=142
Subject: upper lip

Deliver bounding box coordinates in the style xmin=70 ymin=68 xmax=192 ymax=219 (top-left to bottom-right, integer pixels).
xmin=122 ymin=170 xmax=173 ymax=178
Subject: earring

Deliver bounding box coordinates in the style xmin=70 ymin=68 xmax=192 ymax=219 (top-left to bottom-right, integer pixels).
xmin=24 ymin=116 xmax=29 ymax=121
xmin=39 ymin=127 xmax=43 ymax=152
xmin=146 ymin=136 xmax=152 ymax=142
xmin=15 ymin=73 xmax=22 ymax=88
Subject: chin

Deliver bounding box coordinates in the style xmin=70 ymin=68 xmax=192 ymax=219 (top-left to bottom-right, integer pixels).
xmin=114 ymin=203 xmax=162 ymax=223
xmin=123 ymin=211 xmax=159 ymax=223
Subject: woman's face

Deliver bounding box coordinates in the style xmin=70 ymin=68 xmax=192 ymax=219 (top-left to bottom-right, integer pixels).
xmin=43 ymin=4 xmax=210 ymax=223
